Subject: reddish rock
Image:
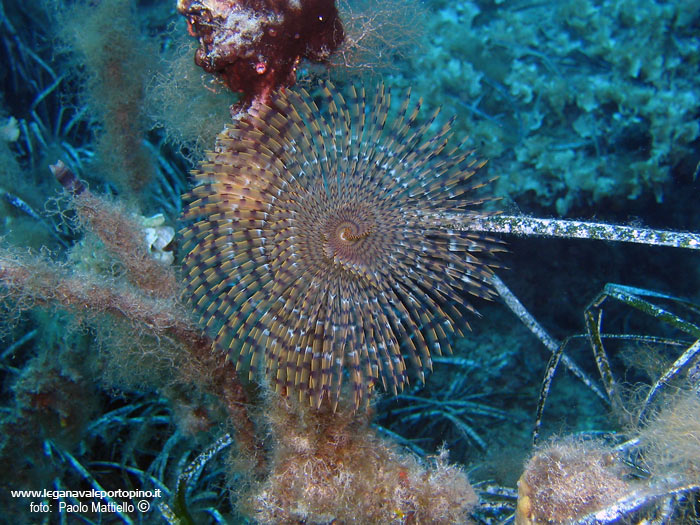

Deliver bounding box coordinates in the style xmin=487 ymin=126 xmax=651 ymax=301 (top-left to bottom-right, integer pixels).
xmin=178 ymin=0 xmax=344 ymax=108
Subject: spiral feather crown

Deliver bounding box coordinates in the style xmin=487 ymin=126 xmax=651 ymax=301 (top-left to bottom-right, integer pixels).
xmin=181 ymin=82 xmax=501 ymax=411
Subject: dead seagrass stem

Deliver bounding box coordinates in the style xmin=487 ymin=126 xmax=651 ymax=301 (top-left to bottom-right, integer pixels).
xmin=426 ymin=212 xmax=700 ymax=250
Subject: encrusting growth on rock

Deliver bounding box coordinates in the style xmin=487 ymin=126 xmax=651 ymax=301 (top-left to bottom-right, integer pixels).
xmin=243 ymin=397 xmax=478 ymax=524
xmin=515 ymin=439 xmax=631 ymax=524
